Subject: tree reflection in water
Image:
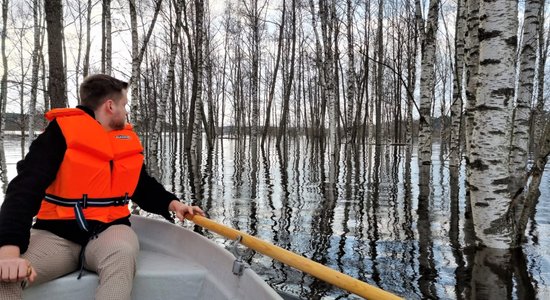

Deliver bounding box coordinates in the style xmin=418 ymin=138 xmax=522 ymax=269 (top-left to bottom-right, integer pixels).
xmin=0 ymin=135 xmax=548 ymax=299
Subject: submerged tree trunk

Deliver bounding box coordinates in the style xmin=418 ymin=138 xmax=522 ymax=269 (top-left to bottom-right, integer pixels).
xmin=345 ymin=0 xmax=355 ymax=143
xmin=418 ymin=0 xmax=440 ymax=164
xmin=509 ymin=0 xmax=543 ymax=195
xmin=375 ymin=0 xmax=383 ymax=145
xmin=129 ymin=0 xmax=163 ymax=128
xmin=450 ymin=0 xmax=466 ymax=168
xmin=261 ymin=0 xmax=285 ymax=145
xmin=469 ymin=0 xmax=517 ymax=249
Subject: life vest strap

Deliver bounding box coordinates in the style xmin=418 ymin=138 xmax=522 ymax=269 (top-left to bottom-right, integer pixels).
xmin=44 ymin=193 xmax=130 ymax=233
xmin=44 ymin=193 xmax=131 ymax=207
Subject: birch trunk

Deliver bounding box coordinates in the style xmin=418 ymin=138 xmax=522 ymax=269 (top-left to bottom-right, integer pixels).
xmin=375 ymin=0 xmax=383 ymax=145
xmin=102 ymin=0 xmax=112 ymax=75
xmin=0 ymin=0 xmax=7 ymax=136
xmin=129 ymin=0 xmax=139 ymax=122
xmin=83 ymin=0 xmax=91 ymax=78
xmin=0 ymin=9 xmax=6 ymax=182
xmin=509 ymin=0 xmax=543 ymax=194
xmin=277 ymin=0 xmax=296 ymax=147
xmin=191 ymin=0 xmax=205 ymax=152
xmin=150 ymin=0 xmax=182 ymax=169
xmin=28 ymin=0 xmax=41 ymax=140
xmin=469 ymin=0 xmax=517 ymax=249
xmin=327 ymin=0 xmax=337 ymax=155
xmin=345 ymin=0 xmax=355 ymax=143
xmin=418 ymin=0 xmax=440 ymax=164
xmin=464 ymin=0 xmax=480 ymax=160
xmin=450 ymin=0 xmax=466 ymax=167
xmin=129 ymin=0 xmax=163 ymax=127
xmin=249 ymin=0 xmax=261 ymax=137
xmin=261 ymin=0 xmax=285 ymax=145
xmin=532 ymin=11 xmax=548 ymax=155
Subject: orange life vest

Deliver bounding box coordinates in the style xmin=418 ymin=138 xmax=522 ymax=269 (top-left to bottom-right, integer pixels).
xmin=36 ymin=108 xmax=144 ymax=229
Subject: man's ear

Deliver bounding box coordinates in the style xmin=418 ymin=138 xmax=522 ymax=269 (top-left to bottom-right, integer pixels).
xmin=105 ymin=99 xmax=114 ymax=113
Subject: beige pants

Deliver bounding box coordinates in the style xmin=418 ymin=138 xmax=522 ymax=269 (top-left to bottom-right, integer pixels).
xmin=0 ymin=225 xmax=139 ymax=300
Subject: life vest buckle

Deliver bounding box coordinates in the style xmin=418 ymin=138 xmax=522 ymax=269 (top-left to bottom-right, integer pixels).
xmin=81 ymin=194 xmax=88 ymax=209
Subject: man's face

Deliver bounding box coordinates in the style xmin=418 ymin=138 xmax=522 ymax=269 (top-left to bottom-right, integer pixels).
xmin=109 ymin=89 xmax=129 ymax=130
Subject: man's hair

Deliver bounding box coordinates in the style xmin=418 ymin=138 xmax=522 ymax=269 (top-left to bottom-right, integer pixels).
xmin=79 ymin=74 xmax=128 ymax=110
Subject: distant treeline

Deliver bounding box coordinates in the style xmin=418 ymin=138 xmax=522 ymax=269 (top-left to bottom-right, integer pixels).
xmin=3 ymin=113 xmax=47 ymax=132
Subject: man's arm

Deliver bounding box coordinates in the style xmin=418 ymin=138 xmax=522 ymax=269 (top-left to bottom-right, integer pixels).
xmin=0 ymin=120 xmax=66 ymax=254
xmin=131 ymin=167 xmax=204 ymax=220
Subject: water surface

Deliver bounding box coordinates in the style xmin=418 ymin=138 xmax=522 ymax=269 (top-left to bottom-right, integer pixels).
xmin=1 ymin=135 xmax=549 ymax=299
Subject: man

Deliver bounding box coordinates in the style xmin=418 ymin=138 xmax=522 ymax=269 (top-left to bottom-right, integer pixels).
xmin=0 ymin=74 xmax=204 ymax=299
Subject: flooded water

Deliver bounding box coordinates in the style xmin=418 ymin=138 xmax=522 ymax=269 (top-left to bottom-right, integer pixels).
xmin=1 ymin=135 xmax=549 ymax=299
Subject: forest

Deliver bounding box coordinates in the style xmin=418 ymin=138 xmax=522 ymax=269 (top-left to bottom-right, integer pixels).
xmin=0 ymin=0 xmax=549 ymax=254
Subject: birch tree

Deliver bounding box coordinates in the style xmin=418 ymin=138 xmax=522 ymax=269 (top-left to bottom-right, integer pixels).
xmin=150 ymin=0 xmax=182 ymax=170
xmin=82 ymin=0 xmax=91 ymax=77
xmin=345 ymin=0 xmax=355 ymax=143
xmin=261 ymin=0 xmax=285 ymax=145
xmin=469 ymin=0 xmax=517 ymax=248
xmin=509 ymin=0 xmax=543 ymax=194
xmin=277 ymin=0 xmax=296 ymax=147
xmin=129 ymin=0 xmax=163 ymax=126
xmin=418 ymin=0 xmax=440 ymax=164
xmin=533 ymin=7 xmax=548 ymax=154
xmin=0 ymin=0 xmax=8 ymax=136
xmin=101 ymin=0 xmax=112 ymax=74
xmin=450 ymin=0 xmax=466 ymax=167
xmin=464 ymin=0 xmax=480 ymax=160
xmin=185 ymin=0 xmax=206 ymax=152
xmin=243 ymin=0 xmax=264 ymax=138
xmin=375 ymin=0 xmax=383 ymax=145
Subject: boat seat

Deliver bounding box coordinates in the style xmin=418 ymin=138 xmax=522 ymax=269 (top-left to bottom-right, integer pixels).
xmin=23 ymin=250 xmax=209 ymax=300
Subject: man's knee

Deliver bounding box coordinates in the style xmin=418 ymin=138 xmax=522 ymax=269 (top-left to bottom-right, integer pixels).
xmin=0 ymin=281 xmax=23 ymax=300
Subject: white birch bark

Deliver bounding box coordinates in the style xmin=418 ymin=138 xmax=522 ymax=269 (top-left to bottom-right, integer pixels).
xmin=129 ymin=0 xmax=139 ymax=123
xmin=469 ymin=0 xmax=517 ymax=249
xmin=464 ymin=0 xmax=480 ymax=161
xmin=191 ymin=0 xmax=205 ymax=152
xmin=129 ymin=0 xmax=163 ymax=127
xmin=0 ymin=0 xmax=7 ymax=137
xmin=29 ymin=0 xmax=41 ymax=140
xmin=509 ymin=0 xmax=542 ymax=194
xmin=450 ymin=0 xmax=466 ymax=167
xmin=103 ymin=0 xmax=112 ymax=75
xmin=150 ymin=0 xmax=182 ymax=170
xmin=345 ymin=0 xmax=355 ymax=143
xmin=82 ymin=0 xmax=91 ymax=78
xmin=418 ymin=0 xmax=440 ymax=164
xmin=532 ymin=11 xmax=548 ymax=155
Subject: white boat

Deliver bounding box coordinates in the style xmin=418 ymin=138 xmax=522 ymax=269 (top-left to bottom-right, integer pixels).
xmin=23 ymin=215 xmax=282 ymax=300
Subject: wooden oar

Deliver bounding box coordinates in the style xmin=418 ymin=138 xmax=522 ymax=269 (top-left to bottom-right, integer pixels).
xmin=185 ymin=214 xmax=403 ymax=300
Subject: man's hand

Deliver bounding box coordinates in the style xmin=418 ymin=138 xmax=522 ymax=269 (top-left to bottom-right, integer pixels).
xmin=168 ymin=200 xmax=206 ymax=222
xmin=0 ymin=245 xmax=36 ymax=284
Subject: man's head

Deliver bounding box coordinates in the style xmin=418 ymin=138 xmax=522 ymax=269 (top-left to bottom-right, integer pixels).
xmin=80 ymin=74 xmax=129 ymax=131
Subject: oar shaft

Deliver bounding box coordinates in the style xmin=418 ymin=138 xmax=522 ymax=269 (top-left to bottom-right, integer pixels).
xmin=186 ymin=215 xmax=402 ymax=300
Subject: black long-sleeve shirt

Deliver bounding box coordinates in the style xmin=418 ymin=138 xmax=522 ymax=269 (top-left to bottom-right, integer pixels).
xmin=0 ymin=106 xmax=176 ymax=253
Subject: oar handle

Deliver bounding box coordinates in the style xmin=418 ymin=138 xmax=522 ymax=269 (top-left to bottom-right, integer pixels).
xmin=186 ymin=214 xmax=403 ymax=300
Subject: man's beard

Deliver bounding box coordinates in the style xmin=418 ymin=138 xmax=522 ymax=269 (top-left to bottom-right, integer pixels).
xmin=110 ymin=119 xmax=125 ymax=130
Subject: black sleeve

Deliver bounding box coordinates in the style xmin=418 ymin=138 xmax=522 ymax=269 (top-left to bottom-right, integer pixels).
xmin=131 ymin=166 xmax=177 ymax=220
xmin=0 ymin=120 xmax=66 ymax=253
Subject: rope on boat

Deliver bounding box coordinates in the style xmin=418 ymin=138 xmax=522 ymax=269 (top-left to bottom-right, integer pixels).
xmin=185 ymin=214 xmax=403 ymax=300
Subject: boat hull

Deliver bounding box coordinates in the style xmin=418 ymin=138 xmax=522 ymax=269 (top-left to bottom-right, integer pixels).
xmin=23 ymin=215 xmax=281 ymax=299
